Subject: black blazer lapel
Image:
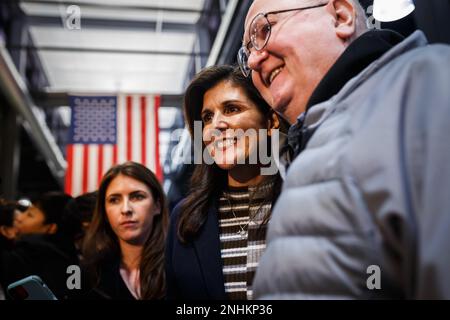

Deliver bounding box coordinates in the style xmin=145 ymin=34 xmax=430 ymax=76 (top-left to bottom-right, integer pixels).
xmin=192 ymin=202 xmax=227 ymax=299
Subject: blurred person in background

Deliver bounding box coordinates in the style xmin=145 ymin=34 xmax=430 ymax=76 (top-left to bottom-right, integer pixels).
xmin=0 ymin=200 xmax=19 ymax=300
xmin=62 ymin=191 xmax=97 ymax=259
xmin=82 ymin=161 xmax=168 ymax=300
xmin=0 ymin=200 xmax=20 ymax=248
xmin=0 ymin=192 xmax=77 ymax=299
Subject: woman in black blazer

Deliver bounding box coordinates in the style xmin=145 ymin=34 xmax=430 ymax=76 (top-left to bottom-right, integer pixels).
xmin=165 ymin=65 xmax=285 ymax=300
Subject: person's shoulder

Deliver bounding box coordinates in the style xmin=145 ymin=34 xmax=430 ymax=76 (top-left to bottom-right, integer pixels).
xmin=168 ymin=199 xmax=188 ymax=234
xmin=171 ymin=198 xmax=187 ymax=219
xmin=400 ymin=42 xmax=450 ymax=72
xmin=13 ymin=235 xmax=53 ymax=253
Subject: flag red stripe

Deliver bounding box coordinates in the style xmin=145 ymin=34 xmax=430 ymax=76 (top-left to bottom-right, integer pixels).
xmin=126 ymin=95 xmax=132 ymax=161
xmin=98 ymin=145 xmax=104 ymax=187
xmin=65 ymin=145 xmax=73 ymax=195
xmin=154 ymin=95 xmax=162 ymax=181
xmin=82 ymin=145 xmax=89 ymax=194
xmin=112 ymin=145 xmax=118 ymax=165
xmin=141 ymin=96 xmax=147 ymax=165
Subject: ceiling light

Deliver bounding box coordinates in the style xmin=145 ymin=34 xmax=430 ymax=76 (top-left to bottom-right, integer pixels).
xmin=373 ymin=0 xmax=415 ymax=22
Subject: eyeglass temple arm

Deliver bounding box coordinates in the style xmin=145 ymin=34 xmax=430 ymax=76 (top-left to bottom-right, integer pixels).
xmin=265 ymin=2 xmax=329 ymax=17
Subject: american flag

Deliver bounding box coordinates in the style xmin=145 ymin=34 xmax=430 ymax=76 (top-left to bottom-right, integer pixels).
xmin=65 ymin=94 xmax=162 ymax=196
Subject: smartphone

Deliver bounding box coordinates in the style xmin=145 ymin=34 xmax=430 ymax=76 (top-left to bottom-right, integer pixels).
xmin=7 ymin=275 xmax=58 ymax=300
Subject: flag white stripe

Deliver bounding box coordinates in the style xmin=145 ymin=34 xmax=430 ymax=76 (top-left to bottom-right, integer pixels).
xmin=103 ymin=144 xmax=113 ymax=177
xmin=117 ymin=94 xmax=126 ymax=164
xmin=88 ymin=145 xmax=98 ymax=191
xmin=132 ymin=95 xmax=142 ymax=163
xmin=72 ymin=144 xmax=84 ymax=196
xmin=146 ymin=95 xmax=156 ymax=171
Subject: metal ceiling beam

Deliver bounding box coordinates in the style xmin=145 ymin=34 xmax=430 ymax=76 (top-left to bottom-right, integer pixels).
xmin=6 ymin=44 xmax=209 ymax=57
xmin=18 ymin=0 xmax=225 ymax=15
xmin=26 ymin=15 xmax=198 ymax=33
xmin=208 ymin=1 xmax=252 ymax=65
xmin=31 ymin=91 xmax=183 ymax=109
xmin=206 ymin=0 xmax=239 ymax=67
xmin=0 ymin=44 xmax=66 ymax=185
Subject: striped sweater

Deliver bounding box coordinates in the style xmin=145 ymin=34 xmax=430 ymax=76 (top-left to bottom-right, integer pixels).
xmin=218 ymin=181 xmax=274 ymax=300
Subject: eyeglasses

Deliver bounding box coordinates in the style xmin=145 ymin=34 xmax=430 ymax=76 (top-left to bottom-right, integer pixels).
xmin=237 ymin=2 xmax=329 ymax=77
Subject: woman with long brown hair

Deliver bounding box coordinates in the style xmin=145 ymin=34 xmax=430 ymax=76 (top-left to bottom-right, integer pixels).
xmin=82 ymin=161 xmax=168 ymax=300
xmin=165 ymin=65 xmax=285 ymax=300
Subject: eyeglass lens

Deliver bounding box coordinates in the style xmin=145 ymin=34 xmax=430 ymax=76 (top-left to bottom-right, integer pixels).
xmin=250 ymin=14 xmax=271 ymax=51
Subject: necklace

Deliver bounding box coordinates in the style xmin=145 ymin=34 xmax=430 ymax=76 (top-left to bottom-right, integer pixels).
xmin=223 ymin=190 xmax=256 ymax=238
xmin=221 ymin=180 xmax=275 ymax=238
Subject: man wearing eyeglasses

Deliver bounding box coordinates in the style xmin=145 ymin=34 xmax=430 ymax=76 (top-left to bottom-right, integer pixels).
xmin=240 ymin=0 xmax=450 ymax=299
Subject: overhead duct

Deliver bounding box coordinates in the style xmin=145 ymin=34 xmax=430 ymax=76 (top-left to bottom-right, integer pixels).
xmin=0 ymin=43 xmax=66 ymax=185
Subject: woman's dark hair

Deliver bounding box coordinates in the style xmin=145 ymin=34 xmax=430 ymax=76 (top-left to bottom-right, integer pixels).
xmin=82 ymin=161 xmax=169 ymax=299
xmin=178 ymin=65 xmax=283 ymax=243
xmin=62 ymin=191 xmax=97 ymax=241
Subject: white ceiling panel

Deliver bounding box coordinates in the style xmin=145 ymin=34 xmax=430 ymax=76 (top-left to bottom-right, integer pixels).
xmin=28 ymin=25 xmax=197 ymax=94
xmin=18 ymin=0 xmax=224 ymax=97
xmin=29 ymin=26 xmax=196 ymax=52
xmin=37 ymin=51 xmax=191 ymax=93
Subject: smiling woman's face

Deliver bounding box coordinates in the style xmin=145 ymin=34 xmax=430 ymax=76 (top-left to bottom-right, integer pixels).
xmin=105 ymin=174 xmax=160 ymax=246
xmin=201 ymin=80 xmax=268 ymax=171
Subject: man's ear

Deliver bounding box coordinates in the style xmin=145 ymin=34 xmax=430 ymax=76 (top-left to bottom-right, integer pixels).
xmin=267 ymin=111 xmax=280 ymax=137
xmin=331 ymin=0 xmax=357 ymax=41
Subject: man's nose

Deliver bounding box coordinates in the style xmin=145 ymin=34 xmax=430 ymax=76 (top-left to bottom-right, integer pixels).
xmin=247 ymin=48 xmax=269 ymax=71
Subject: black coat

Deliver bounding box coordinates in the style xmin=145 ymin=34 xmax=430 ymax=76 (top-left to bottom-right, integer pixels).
xmin=0 ymin=234 xmax=79 ymax=300
xmin=86 ymin=259 xmax=135 ymax=300
xmin=165 ymin=200 xmax=227 ymax=300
